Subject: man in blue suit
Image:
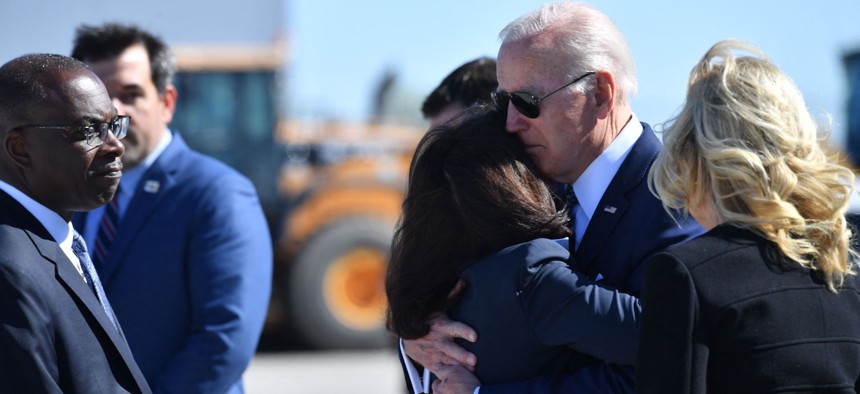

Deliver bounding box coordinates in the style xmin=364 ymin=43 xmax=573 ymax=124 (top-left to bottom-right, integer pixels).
xmin=0 ymin=53 xmax=151 ymax=394
xmin=70 ymin=24 xmax=272 ymax=394
xmin=402 ymin=3 xmax=703 ymax=393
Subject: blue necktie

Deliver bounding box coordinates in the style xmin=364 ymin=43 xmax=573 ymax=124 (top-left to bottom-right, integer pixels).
xmin=71 ymin=231 xmax=118 ymax=331
xmin=93 ymin=186 xmax=120 ymax=268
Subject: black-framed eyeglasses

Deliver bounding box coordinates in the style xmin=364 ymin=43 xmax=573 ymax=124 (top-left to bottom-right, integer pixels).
xmin=492 ymin=71 xmax=596 ymax=119
xmin=12 ymin=115 xmax=130 ymax=147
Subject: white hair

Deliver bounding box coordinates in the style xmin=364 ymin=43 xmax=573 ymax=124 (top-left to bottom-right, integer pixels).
xmin=499 ymin=2 xmax=638 ymax=102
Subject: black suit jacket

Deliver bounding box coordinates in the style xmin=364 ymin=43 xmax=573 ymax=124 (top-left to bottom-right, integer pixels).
xmin=0 ymin=190 xmax=151 ymax=393
xmin=637 ymin=224 xmax=860 ymax=393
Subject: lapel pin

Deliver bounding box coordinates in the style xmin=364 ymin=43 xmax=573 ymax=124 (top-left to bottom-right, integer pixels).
xmin=603 ymin=205 xmax=617 ymax=214
xmin=143 ymin=180 xmax=160 ymax=194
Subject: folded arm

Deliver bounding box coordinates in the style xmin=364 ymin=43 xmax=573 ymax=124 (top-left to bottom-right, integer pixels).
xmin=521 ymin=258 xmax=641 ymax=365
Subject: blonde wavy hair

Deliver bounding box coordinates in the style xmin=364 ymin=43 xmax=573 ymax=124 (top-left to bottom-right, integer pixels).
xmin=649 ymin=40 xmax=856 ymax=291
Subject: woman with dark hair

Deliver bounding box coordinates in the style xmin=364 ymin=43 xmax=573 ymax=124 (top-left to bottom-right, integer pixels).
xmin=386 ymin=107 xmax=640 ymax=389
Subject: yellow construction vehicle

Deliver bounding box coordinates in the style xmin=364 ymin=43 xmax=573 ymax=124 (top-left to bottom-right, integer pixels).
xmin=171 ymin=43 xmax=423 ymax=349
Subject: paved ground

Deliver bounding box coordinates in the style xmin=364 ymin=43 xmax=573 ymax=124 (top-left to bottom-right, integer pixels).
xmin=243 ymin=349 xmax=405 ymax=393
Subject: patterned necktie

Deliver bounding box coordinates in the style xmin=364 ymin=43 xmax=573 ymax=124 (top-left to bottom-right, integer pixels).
xmin=93 ymin=185 xmax=120 ymax=268
xmin=71 ymin=231 xmax=118 ymax=330
xmin=565 ymin=185 xmax=578 ymax=230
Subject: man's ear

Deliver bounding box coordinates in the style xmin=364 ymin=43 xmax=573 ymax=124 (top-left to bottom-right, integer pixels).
xmin=159 ymin=84 xmax=178 ymax=125
xmin=592 ymin=70 xmax=616 ymax=119
xmin=4 ymin=130 xmax=31 ymax=169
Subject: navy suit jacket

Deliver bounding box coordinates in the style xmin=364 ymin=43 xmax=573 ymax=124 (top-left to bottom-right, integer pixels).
xmin=637 ymin=224 xmax=860 ymax=393
xmin=0 ymin=191 xmax=151 ymax=394
xmin=479 ymin=123 xmax=703 ymax=394
xmin=449 ymin=238 xmax=640 ymax=385
xmin=73 ymin=132 xmax=272 ymax=394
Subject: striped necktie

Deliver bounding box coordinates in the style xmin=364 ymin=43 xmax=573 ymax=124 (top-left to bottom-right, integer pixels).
xmin=93 ymin=185 xmax=120 ymax=268
xmin=565 ymin=185 xmax=578 ymax=230
xmin=71 ymin=231 xmax=118 ymax=330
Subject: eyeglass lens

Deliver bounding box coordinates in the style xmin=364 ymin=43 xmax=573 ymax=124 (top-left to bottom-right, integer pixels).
xmin=494 ymin=71 xmax=595 ymax=119
xmin=492 ymin=91 xmax=541 ymax=119
xmin=88 ymin=116 xmax=129 ymax=146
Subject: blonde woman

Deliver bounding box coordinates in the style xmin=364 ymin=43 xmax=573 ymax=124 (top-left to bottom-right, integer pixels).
xmin=637 ymin=40 xmax=860 ymax=393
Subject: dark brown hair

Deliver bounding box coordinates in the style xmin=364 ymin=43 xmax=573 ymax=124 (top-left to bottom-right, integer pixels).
xmin=71 ymin=23 xmax=175 ymax=94
xmin=421 ymin=57 xmax=497 ymax=118
xmin=385 ymin=107 xmax=570 ymax=339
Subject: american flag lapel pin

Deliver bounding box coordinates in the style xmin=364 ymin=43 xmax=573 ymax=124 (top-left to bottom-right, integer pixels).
xmin=143 ymin=180 xmax=160 ymax=193
xmin=603 ymin=205 xmax=617 ymax=214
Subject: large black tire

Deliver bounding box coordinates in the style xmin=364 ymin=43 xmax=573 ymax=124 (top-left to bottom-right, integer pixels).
xmin=287 ymin=216 xmax=394 ymax=349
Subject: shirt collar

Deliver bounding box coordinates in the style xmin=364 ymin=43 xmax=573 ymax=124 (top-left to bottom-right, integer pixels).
xmin=0 ymin=179 xmax=72 ymax=245
xmin=572 ymin=113 xmax=642 ymax=222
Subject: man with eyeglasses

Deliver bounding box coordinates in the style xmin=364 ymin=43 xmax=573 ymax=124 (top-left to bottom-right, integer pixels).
xmin=402 ymin=3 xmax=703 ymax=394
xmin=0 ymin=53 xmax=151 ymax=393
xmin=69 ymin=23 xmax=272 ymax=394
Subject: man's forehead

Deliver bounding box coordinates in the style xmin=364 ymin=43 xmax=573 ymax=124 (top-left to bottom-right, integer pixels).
xmin=66 ymin=72 xmax=103 ymax=93
xmin=38 ymin=71 xmax=113 ymax=122
xmin=497 ymin=52 xmax=554 ymax=92
xmin=87 ymin=44 xmax=151 ymax=82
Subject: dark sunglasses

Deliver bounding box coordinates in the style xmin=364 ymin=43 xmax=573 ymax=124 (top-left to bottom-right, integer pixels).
xmin=12 ymin=115 xmax=130 ymax=147
xmin=492 ymin=71 xmax=596 ymax=119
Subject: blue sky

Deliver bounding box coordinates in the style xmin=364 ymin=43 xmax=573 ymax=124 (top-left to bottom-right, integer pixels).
xmin=2 ymin=1 xmax=860 ymax=146
xmin=288 ymin=1 xmax=860 ymax=146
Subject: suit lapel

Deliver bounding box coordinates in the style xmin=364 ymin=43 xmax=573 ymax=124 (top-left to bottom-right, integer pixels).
xmin=2 ymin=192 xmax=147 ymax=390
xmin=574 ymin=124 xmax=661 ymax=269
xmin=31 ymin=232 xmax=119 ymax=336
xmin=99 ymin=135 xmax=184 ymax=286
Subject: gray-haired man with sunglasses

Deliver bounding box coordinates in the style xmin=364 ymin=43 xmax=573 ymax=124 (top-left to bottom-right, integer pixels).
xmin=403 ymin=3 xmax=703 ymax=394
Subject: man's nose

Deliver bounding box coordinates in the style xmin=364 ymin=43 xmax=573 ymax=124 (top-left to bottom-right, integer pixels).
xmin=99 ymin=130 xmax=125 ymax=156
xmin=505 ymin=103 xmax=528 ymax=133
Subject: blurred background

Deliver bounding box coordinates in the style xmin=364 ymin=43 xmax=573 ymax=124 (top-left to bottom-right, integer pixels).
xmin=4 ymin=0 xmax=860 ymax=392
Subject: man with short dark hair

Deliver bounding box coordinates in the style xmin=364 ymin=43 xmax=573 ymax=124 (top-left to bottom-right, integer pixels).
xmin=0 ymin=53 xmax=150 ymax=393
xmin=422 ymin=57 xmax=498 ymax=128
xmin=70 ymin=24 xmax=272 ymax=394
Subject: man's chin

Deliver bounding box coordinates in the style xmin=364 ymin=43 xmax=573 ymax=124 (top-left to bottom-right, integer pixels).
xmin=73 ymin=199 xmax=114 ymax=213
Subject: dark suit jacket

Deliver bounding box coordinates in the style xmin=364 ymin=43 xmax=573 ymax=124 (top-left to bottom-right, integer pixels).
xmin=637 ymin=224 xmax=860 ymax=393
xmin=449 ymin=238 xmax=640 ymax=385
xmin=478 ymin=123 xmax=703 ymax=394
xmin=0 ymin=190 xmax=151 ymax=394
xmin=73 ymin=133 xmax=272 ymax=394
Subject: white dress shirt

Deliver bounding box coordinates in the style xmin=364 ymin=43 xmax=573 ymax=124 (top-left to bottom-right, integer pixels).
xmin=569 ymin=114 xmax=642 ymax=250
